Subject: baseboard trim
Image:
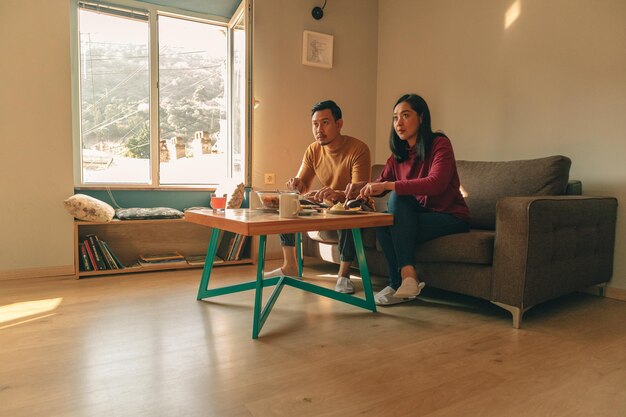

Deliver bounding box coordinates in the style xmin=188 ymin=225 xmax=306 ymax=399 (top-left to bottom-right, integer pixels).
xmin=0 ymin=265 xmax=75 ymax=281
xmin=605 ymin=286 xmax=626 ymax=302
xmin=580 ymin=284 xmax=626 ymax=302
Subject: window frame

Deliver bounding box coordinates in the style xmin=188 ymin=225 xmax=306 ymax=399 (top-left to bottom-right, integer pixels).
xmin=70 ymin=0 xmax=252 ymax=190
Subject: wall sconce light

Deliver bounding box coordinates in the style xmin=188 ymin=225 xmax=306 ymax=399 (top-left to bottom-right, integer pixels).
xmin=312 ymin=0 xmax=327 ymax=20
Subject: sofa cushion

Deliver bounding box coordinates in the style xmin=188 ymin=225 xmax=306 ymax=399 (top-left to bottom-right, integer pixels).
xmin=457 ymin=155 xmax=571 ymax=229
xmin=414 ymin=230 xmax=495 ymax=264
xmin=372 ymin=229 xmax=495 ymax=265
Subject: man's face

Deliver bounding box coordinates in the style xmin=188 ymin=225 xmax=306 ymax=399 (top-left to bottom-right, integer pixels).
xmin=311 ymin=109 xmax=343 ymax=146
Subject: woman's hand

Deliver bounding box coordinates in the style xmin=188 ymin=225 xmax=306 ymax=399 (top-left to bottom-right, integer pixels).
xmin=359 ymin=181 xmax=393 ymax=198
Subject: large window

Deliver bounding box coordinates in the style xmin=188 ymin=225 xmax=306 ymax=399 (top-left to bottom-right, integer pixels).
xmin=74 ymin=1 xmax=250 ymax=187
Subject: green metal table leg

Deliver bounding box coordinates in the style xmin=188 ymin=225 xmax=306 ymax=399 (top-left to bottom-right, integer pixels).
xmin=296 ymin=232 xmax=303 ymax=277
xmin=197 ymin=228 xmax=376 ymax=339
xmin=258 ymin=277 xmax=286 ymax=331
xmin=252 ymin=235 xmax=267 ymax=339
xmin=352 ymin=228 xmax=377 ymax=312
xmin=197 ymin=228 xmax=220 ymax=300
xmin=197 ymin=231 xmax=280 ymax=301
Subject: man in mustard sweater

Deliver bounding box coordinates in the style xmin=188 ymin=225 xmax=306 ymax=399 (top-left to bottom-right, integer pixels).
xmin=264 ymin=100 xmax=371 ymax=294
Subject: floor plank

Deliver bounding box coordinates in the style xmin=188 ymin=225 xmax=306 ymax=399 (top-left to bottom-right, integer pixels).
xmin=1 ymin=259 xmax=625 ymax=417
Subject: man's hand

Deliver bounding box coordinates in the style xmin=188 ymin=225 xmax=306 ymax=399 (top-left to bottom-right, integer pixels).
xmin=344 ymin=181 xmax=367 ymax=200
xmin=311 ymin=186 xmax=344 ymax=203
xmin=286 ymin=177 xmax=306 ymax=194
xmin=359 ymin=181 xmax=392 ymax=198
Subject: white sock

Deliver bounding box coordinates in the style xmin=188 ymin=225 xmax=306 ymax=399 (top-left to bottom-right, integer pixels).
xmin=394 ymin=277 xmax=420 ymax=298
xmin=263 ymin=267 xmax=284 ymax=278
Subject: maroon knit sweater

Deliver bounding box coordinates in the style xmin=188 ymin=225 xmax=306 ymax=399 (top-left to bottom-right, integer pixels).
xmin=376 ymin=136 xmax=470 ymax=221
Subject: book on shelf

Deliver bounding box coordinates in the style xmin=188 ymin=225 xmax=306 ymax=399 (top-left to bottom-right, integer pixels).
xmin=96 ymin=239 xmax=117 ymax=269
xmin=234 ymin=235 xmax=249 ymax=261
xmin=85 ymin=235 xmax=107 ymax=270
xmin=101 ymin=240 xmax=125 ymax=269
xmin=79 ymin=243 xmax=93 ymax=271
xmin=214 ymin=232 xmax=250 ymax=262
xmin=83 ymin=239 xmax=99 ymax=271
xmin=216 ymin=231 xmax=236 ymax=261
xmin=138 ymin=258 xmax=188 ymax=267
xmin=139 ymin=251 xmax=185 ymax=263
xmin=185 ymin=255 xmax=225 ymax=266
xmin=79 ymin=235 xmax=124 ymax=271
xmin=226 ymin=233 xmax=242 ymax=261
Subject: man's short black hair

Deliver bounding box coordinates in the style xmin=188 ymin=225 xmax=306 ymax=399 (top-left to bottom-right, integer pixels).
xmin=311 ymin=100 xmax=342 ymax=121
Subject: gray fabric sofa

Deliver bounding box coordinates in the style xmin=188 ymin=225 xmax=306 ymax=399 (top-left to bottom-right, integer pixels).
xmin=302 ymin=155 xmax=618 ymax=328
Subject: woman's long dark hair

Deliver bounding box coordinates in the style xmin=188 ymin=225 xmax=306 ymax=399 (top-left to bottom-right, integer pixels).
xmin=389 ymin=94 xmax=446 ymax=162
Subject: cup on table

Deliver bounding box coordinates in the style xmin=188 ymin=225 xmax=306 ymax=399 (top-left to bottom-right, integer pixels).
xmin=279 ymin=192 xmax=300 ymax=218
xmin=210 ymin=196 xmax=227 ymax=212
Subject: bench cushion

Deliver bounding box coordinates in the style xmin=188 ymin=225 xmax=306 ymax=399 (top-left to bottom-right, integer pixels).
xmin=64 ymin=194 xmax=115 ymax=222
xmin=115 ymin=207 xmax=184 ymax=220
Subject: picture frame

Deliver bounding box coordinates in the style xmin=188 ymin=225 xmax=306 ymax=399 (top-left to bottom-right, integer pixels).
xmin=302 ymin=30 xmax=333 ymax=69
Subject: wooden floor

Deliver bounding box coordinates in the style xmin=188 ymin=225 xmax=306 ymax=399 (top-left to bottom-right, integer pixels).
xmin=1 ymin=259 xmax=626 ymax=417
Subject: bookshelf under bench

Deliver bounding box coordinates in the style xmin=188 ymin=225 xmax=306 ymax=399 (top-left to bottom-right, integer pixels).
xmin=74 ymin=218 xmax=252 ymax=278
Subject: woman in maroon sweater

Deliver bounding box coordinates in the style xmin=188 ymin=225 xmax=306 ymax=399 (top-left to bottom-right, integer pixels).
xmin=358 ymin=94 xmax=470 ymax=305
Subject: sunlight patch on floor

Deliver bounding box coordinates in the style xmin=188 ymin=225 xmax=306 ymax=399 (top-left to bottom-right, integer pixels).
xmin=0 ymin=298 xmax=62 ymax=325
xmin=505 ymin=0 xmax=521 ymax=29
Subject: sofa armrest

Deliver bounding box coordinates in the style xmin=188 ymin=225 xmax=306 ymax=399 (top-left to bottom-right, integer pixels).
xmin=492 ymin=195 xmax=617 ymax=309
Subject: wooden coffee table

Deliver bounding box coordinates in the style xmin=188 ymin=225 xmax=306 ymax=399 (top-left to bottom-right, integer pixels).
xmin=185 ymin=208 xmax=393 ymax=339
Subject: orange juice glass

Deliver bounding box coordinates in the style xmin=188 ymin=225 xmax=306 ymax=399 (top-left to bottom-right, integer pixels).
xmin=210 ymin=196 xmax=227 ymax=212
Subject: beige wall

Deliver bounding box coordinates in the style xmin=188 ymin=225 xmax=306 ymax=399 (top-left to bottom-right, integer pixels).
xmin=252 ymin=0 xmax=378 ymax=255
xmin=0 ymin=0 xmax=378 ymax=275
xmin=376 ymin=0 xmax=626 ymax=289
xmin=1 ymin=0 xmax=623 ymax=291
xmin=0 ymin=0 xmax=75 ymax=276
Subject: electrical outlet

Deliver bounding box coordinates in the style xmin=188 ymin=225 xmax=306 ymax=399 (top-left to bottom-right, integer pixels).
xmin=264 ymin=173 xmax=275 ymax=185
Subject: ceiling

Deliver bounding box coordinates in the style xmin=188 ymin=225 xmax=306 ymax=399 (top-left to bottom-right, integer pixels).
xmin=136 ymin=0 xmax=242 ymax=19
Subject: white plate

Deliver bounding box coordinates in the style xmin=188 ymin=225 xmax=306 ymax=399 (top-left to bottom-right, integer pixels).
xmin=328 ymin=209 xmax=365 ymax=215
xmin=255 ymin=207 xmax=278 ymax=213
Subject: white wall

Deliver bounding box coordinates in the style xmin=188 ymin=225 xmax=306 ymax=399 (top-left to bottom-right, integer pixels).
xmin=376 ymin=0 xmax=626 ymax=289
xmin=0 ymin=0 xmax=75 ymax=276
xmin=252 ymin=0 xmax=379 ymax=256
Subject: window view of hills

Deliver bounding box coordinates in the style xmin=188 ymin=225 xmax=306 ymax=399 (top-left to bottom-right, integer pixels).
xmin=79 ymin=10 xmax=229 ymax=185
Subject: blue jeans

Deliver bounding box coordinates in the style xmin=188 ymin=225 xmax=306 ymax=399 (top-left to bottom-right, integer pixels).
xmin=376 ymin=192 xmax=470 ymax=289
xmin=280 ymin=230 xmax=355 ymax=262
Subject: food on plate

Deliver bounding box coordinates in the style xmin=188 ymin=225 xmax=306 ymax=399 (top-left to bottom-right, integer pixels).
xmin=329 ymin=202 xmax=361 ymax=212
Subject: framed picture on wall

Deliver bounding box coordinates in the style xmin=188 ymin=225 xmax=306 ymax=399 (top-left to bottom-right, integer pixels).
xmin=302 ymin=30 xmax=333 ymax=69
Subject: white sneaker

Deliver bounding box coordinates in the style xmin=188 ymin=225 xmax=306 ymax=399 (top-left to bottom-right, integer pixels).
xmin=335 ymin=276 xmax=355 ymax=294
xmin=374 ymin=285 xmax=423 ymax=306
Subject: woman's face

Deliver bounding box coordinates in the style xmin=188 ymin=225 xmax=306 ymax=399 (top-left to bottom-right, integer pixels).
xmin=393 ymin=101 xmax=420 ymax=146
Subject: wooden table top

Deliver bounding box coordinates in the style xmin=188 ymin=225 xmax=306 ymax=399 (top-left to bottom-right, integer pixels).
xmin=184 ymin=208 xmax=393 ymax=236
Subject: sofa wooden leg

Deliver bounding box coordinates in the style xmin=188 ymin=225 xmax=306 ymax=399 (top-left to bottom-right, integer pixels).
xmin=491 ymin=302 xmax=532 ymax=329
